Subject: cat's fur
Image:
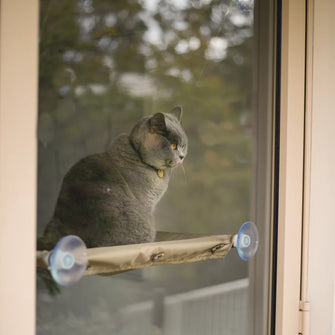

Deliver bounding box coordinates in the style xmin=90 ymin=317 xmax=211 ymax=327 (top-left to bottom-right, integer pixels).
xmin=37 ymin=107 xmax=187 ymax=249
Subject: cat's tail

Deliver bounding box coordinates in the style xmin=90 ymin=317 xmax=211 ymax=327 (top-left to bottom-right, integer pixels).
xmin=37 ymin=236 xmax=62 ymax=295
xmin=37 ymin=268 xmax=61 ymax=295
xmin=37 ymin=219 xmax=64 ymax=295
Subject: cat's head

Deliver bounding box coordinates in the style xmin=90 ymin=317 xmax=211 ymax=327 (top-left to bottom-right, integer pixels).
xmin=130 ymin=106 xmax=188 ymax=170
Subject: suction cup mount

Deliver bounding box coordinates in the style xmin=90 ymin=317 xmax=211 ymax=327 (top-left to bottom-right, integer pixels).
xmin=233 ymin=221 xmax=259 ymax=261
xmin=48 ymin=235 xmax=88 ymax=286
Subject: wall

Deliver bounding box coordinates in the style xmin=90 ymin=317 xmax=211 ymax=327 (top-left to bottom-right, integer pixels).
xmin=307 ymin=0 xmax=335 ymax=333
xmin=0 ymin=0 xmax=38 ymax=334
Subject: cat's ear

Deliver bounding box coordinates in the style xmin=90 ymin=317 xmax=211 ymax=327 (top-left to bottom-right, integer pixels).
xmin=170 ymin=105 xmax=183 ymax=122
xmin=149 ymin=113 xmax=167 ymax=133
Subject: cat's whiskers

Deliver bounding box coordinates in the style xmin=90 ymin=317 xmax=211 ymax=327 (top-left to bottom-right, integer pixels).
xmin=179 ymin=163 xmax=186 ymax=181
xmin=171 ymin=168 xmax=175 ymax=181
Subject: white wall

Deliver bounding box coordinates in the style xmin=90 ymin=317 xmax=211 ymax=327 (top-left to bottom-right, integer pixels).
xmin=307 ymin=0 xmax=335 ymax=333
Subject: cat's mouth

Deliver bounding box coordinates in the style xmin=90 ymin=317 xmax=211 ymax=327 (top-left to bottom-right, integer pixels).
xmin=150 ymin=157 xmax=185 ymax=171
xmin=165 ymin=158 xmax=184 ymax=168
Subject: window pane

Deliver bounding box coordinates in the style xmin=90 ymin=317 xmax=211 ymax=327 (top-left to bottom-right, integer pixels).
xmin=37 ymin=0 xmax=274 ymax=334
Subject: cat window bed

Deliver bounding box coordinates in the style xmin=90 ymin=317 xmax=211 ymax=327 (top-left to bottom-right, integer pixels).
xmin=37 ymin=222 xmax=258 ymax=287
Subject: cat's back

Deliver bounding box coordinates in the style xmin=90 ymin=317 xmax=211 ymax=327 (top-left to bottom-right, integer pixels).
xmin=61 ymin=135 xmax=133 ymax=184
xmin=62 ymin=152 xmax=115 ymax=184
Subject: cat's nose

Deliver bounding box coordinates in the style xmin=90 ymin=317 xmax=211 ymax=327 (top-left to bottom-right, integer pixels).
xmin=179 ymin=154 xmax=185 ymax=160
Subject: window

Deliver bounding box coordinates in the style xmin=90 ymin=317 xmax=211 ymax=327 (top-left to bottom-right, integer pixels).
xmin=6 ymin=0 xmax=335 ymax=334
xmin=36 ymin=0 xmax=276 ymax=334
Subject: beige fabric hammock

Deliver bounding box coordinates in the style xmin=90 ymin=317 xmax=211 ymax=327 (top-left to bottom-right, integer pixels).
xmin=37 ymin=231 xmax=233 ymax=276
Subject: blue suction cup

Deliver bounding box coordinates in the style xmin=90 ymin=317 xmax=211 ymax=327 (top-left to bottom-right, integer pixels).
xmin=233 ymin=221 xmax=259 ymax=261
xmin=49 ymin=235 xmax=88 ymax=286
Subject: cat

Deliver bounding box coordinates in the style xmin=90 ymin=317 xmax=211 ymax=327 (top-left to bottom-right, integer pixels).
xmin=37 ymin=106 xmax=188 ymax=250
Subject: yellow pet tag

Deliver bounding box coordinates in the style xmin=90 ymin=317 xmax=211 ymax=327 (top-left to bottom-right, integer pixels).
xmin=157 ymin=169 xmax=164 ymax=178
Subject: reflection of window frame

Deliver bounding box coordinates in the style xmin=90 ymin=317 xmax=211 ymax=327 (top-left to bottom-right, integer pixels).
xmin=249 ymin=0 xmax=278 ymax=334
xmin=1 ymin=0 xmax=334 ymax=334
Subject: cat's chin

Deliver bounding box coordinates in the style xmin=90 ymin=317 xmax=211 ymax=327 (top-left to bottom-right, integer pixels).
xmin=147 ymin=157 xmax=183 ymax=170
xmin=164 ymin=161 xmax=182 ymax=169
xmin=151 ymin=163 xmax=175 ymax=171
xmin=144 ymin=159 xmax=175 ymax=170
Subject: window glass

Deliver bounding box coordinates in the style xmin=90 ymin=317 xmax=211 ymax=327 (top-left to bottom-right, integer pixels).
xmin=37 ymin=0 xmax=272 ymax=334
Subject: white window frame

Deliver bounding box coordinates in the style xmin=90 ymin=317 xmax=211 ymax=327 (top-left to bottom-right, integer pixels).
xmin=2 ymin=0 xmax=335 ymax=334
xmin=275 ymin=0 xmax=306 ymax=334
xmin=277 ymin=1 xmax=335 ymax=335
xmin=0 ymin=1 xmax=38 ymax=334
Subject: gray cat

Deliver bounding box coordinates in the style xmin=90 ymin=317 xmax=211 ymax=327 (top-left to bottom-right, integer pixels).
xmin=37 ymin=107 xmax=187 ymax=249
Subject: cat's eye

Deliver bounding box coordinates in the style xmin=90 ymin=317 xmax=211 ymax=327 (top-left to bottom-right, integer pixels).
xmin=171 ymin=143 xmax=177 ymax=150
